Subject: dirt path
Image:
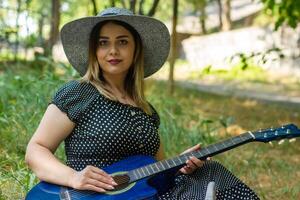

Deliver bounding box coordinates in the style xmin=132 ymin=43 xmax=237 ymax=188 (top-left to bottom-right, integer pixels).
xmin=177 ymin=79 xmax=300 ymax=106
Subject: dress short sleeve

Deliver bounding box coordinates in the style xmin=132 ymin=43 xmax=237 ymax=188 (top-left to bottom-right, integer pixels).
xmin=51 ymin=80 xmax=98 ymax=123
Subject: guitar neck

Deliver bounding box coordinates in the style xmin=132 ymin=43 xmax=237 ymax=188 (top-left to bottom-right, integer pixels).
xmin=128 ymin=132 xmax=255 ymax=183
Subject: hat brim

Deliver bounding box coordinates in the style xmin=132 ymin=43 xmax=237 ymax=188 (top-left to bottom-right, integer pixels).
xmin=61 ymin=15 xmax=170 ymax=78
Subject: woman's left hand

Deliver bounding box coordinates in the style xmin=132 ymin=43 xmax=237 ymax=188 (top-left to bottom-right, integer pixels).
xmin=179 ymin=144 xmax=205 ymax=175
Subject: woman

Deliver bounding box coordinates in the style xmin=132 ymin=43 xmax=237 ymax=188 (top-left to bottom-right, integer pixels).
xmin=25 ymin=7 xmax=259 ymax=199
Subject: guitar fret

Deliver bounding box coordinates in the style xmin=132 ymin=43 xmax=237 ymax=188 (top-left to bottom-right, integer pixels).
xmin=141 ymin=167 xmax=146 ymax=177
xmin=204 ymin=148 xmax=210 ymax=155
xmin=145 ymin=166 xmax=150 ymax=175
xmin=221 ymin=141 xmax=227 ymax=148
xmin=233 ymin=136 xmax=241 ymax=143
xmin=170 ymin=158 xmax=176 ymax=166
xmin=176 ymin=156 xmax=183 ymax=165
xmin=230 ymin=138 xmax=236 ymax=144
xmin=136 ymin=168 xmax=142 ymax=178
xmin=163 ymin=160 xmax=170 ymax=169
xmin=154 ymin=163 xmax=160 ymax=172
xmin=199 ymin=151 xmax=204 ymax=157
xmin=158 ymin=161 xmax=165 ymax=170
xmin=195 ymin=150 xmax=203 ymax=159
xmin=213 ymin=145 xmax=219 ymax=151
xmin=225 ymin=140 xmax=233 ymax=146
xmin=237 ymin=135 xmax=243 ymax=142
xmin=133 ymin=170 xmax=139 ymax=180
xmin=165 ymin=160 xmax=171 ymax=168
xmin=150 ymin=164 xmax=156 ymax=173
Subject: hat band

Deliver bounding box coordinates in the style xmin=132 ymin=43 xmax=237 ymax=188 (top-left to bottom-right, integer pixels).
xmin=101 ymin=12 xmax=125 ymax=16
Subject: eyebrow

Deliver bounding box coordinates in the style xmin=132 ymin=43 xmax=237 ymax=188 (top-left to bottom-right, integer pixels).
xmin=99 ymin=35 xmax=129 ymax=39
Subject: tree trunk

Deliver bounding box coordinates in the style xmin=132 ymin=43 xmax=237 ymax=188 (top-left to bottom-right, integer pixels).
xmin=121 ymin=0 xmax=127 ymax=8
xmin=14 ymin=0 xmax=22 ymax=61
xmin=199 ymin=0 xmax=207 ymax=34
xmin=90 ymin=0 xmax=98 ymax=15
xmin=37 ymin=14 xmax=45 ymax=47
xmin=168 ymin=0 xmax=178 ymax=95
xmin=138 ymin=0 xmax=145 ymax=15
xmin=222 ymin=0 xmax=231 ymax=31
xmin=216 ymin=0 xmax=223 ymax=30
xmin=110 ymin=0 xmax=116 ymax=7
xmin=147 ymin=0 xmax=160 ymax=17
xmin=46 ymin=0 xmax=60 ymax=57
xmin=129 ymin=0 xmax=136 ymax=13
xmin=24 ymin=0 xmax=31 ymax=60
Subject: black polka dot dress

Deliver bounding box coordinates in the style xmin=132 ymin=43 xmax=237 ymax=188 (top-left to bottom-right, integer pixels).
xmin=51 ymin=80 xmax=259 ymax=200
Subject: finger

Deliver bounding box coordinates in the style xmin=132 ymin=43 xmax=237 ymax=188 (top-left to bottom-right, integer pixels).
xmin=91 ymin=166 xmax=112 ymax=180
xmin=179 ymin=166 xmax=188 ymax=174
xmin=189 ymin=156 xmax=204 ymax=168
xmin=186 ymin=159 xmax=198 ymax=170
xmin=84 ymin=184 xmax=106 ymax=193
xmin=87 ymin=179 xmax=115 ymax=190
xmin=181 ymin=144 xmax=201 ymax=154
xmin=90 ymin=171 xmax=116 ymax=186
xmin=190 ymin=144 xmax=201 ymax=151
xmin=180 ymin=166 xmax=193 ymax=174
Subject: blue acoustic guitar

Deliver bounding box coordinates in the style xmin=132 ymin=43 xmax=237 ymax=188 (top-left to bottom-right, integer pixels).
xmin=26 ymin=124 xmax=300 ymax=200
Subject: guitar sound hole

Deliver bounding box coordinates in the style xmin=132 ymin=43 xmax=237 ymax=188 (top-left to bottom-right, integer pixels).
xmin=112 ymin=174 xmax=130 ymax=191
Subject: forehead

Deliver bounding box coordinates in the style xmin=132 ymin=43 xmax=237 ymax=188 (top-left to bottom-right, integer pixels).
xmin=99 ymin=22 xmax=133 ymax=37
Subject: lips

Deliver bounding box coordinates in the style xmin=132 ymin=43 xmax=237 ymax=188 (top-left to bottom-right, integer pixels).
xmin=108 ymin=59 xmax=122 ymax=65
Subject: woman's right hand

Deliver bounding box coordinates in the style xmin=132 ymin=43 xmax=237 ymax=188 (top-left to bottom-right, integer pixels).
xmin=69 ymin=165 xmax=118 ymax=193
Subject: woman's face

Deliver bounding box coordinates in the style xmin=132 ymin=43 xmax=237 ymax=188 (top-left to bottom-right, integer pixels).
xmin=96 ymin=22 xmax=136 ymax=79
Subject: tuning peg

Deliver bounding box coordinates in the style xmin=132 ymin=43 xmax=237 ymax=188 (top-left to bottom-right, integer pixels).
xmin=268 ymin=141 xmax=273 ymax=147
xmin=278 ymin=139 xmax=285 ymax=145
xmin=289 ymin=138 xmax=296 ymax=143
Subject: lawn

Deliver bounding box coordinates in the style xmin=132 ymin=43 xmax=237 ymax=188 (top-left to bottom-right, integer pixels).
xmin=0 ymin=61 xmax=300 ymax=199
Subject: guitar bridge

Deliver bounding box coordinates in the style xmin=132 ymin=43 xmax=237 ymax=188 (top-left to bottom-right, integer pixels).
xmin=59 ymin=187 xmax=71 ymax=200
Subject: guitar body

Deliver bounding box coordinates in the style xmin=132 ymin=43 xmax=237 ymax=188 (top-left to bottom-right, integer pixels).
xmin=26 ymin=155 xmax=173 ymax=200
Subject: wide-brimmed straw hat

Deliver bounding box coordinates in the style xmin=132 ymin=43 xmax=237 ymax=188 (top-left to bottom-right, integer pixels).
xmin=61 ymin=7 xmax=170 ymax=78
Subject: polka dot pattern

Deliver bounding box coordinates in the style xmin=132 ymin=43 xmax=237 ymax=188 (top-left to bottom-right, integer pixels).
xmin=159 ymin=161 xmax=259 ymax=199
xmin=51 ymin=80 xmax=160 ymax=171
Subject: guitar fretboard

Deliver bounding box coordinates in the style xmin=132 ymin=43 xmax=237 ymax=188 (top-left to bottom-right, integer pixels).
xmin=127 ymin=132 xmax=255 ymax=183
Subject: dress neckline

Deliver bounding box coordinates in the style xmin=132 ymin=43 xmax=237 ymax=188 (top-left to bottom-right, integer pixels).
xmin=86 ymin=81 xmax=146 ymax=113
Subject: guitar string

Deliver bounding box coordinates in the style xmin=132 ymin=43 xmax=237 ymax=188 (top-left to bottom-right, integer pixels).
xmin=65 ymin=175 xmax=131 ymax=198
xmin=67 ymin=189 xmax=96 ymax=198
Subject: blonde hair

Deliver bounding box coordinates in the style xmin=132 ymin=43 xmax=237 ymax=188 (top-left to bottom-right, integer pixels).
xmin=81 ymin=20 xmax=152 ymax=115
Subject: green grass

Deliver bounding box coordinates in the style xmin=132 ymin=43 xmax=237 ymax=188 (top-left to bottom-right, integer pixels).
xmin=1 ymin=61 xmax=300 ymax=199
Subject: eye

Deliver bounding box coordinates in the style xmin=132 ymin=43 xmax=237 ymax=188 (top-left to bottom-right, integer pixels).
xmin=119 ymin=40 xmax=128 ymax=45
xmin=98 ymin=40 xmax=108 ymax=46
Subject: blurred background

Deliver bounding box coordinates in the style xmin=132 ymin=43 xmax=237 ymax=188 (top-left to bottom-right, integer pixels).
xmin=1 ymin=0 xmax=300 ymax=199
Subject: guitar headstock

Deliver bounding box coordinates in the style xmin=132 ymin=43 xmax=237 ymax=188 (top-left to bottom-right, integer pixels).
xmin=253 ymin=124 xmax=300 ymax=143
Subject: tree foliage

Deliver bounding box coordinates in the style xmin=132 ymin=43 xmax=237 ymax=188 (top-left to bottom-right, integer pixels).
xmin=261 ymin=0 xmax=300 ymax=30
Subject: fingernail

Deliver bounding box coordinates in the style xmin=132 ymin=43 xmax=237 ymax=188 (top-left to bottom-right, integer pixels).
xmin=112 ymin=181 xmax=118 ymax=185
xmin=109 ymin=185 xmax=114 ymax=190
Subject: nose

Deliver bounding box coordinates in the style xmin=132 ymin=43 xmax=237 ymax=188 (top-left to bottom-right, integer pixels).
xmin=109 ymin=43 xmax=119 ymax=55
